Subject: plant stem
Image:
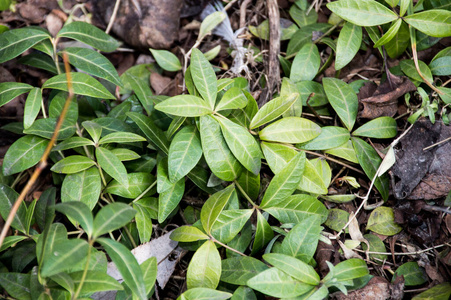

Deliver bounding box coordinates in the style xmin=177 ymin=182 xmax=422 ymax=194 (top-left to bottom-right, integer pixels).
xmin=234 ymin=180 xmax=258 ymax=208
xmin=132 ymin=181 xmax=157 ymax=203
xmin=211 ymin=236 xmax=247 ymax=256
xmin=73 ymin=240 xmax=93 ymax=300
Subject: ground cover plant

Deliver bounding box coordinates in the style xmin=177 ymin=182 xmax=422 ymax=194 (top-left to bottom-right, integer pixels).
xmin=0 ymin=0 xmax=451 ymax=299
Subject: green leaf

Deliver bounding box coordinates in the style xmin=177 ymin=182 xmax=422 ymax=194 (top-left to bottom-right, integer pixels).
xmin=96 ymin=147 xmax=129 ymax=188
xmin=0 ymin=82 xmax=33 ymax=107
xmin=105 ymin=172 xmax=155 ymax=199
xmin=263 ymin=253 xmax=320 ymax=285
xmin=170 ymin=226 xmax=209 ymax=242
xmin=150 ymin=48 xmax=182 ymax=72
xmin=199 ymin=115 xmax=242 ymax=181
xmin=0 ymin=273 xmax=31 ymax=300
xmin=362 ymin=233 xmax=388 ymax=263
xmin=211 ymin=209 xmax=253 ymax=244
xmin=187 ymin=240 xmax=221 ymax=289
xmin=50 ymin=156 xmax=96 ymax=174
xmin=0 ymin=183 xmax=27 ymax=233
xmin=405 ymin=9 xmax=451 ymax=37
xmin=168 ymin=125 xmax=202 ymax=182
xmin=323 ymin=78 xmax=358 ymax=131
xmin=0 ymin=235 xmax=28 ymax=252
xmin=18 ymin=52 xmax=59 ymax=74
xmin=97 ymin=238 xmax=146 ymax=299
xmin=60 ymin=47 xmax=122 ymax=86
xmin=179 ymin=288 xmax=232 ymax=300
xmin=251 ymin=211 xmax=274 ymax=255
xmin=61 ymin=167 xmax=101 ymax=210
xmin=281 ymin=216 xmax=322 ymax=262
xmin=155 ymin=95 xmax=213 ymax=117
xmin=126 ymin=112 xmax=169 ymax=155
xmin=157 ymin=156 xmax=173 ymax=193
xmin=289 ymin=4 xmax=318 ymax=27
xmin=231 ymin=286 xmax=257 ymax=300
xmin=286 ymin=23 xmax=332 ymax=57
xmin=290 ymin=43 xmax=320 ymax=82
xmin=34 ymin=188 xmax=56 ymax=230
xmin=93 ymin=202 xmax=136 ymax=238
xmin=326 ymin=0 xmax=398 ymax=26
xmin=352 ymin=116 xmax=397 ymax=138
xmin=247 ymin=267 xmax=315 ymax=298
xmin=57 ymin=21 xmax=119 ymax=52
xmin=373 ymin=18 xmax=403 ymax=48
xmin=0 ymin=27 xmax=50 ymax=63
xmin=215 ymin=87 xmax=248 ymax=112
xmin=55 ymin=201 xmax=93 ymax=238
xmin=297 ymin=159 xmax=329 ymax=194
xmin=333 ymin=258 xmax=369 ymax=282
xmin=215 ymin=116 xmax=262 ymax=175
xmin=42 ymin=73 xmax=115 ymax=99
xmin=260 ymin=152 xmax=305 ymax=208
xmin=221 ymin=256 xmax=269 ymax=286
xmin=98 ymin=132 xmax=146 ymax=145
xmin=201 ymin=184 xmax=236 ymax=234
xmin=320 ymin=194 xmax=356 ymax=203
xmin=298 ymin=126 xmax=350 ymax=150
xmin=199 ymin=11 xmax=227 ymax=40
xmin=70 ymin=270 xmax=123 ymax=295
xmin=400 ymin=59 xmax=433 ymax=83
xmin=385 ymin=22 xmax=411 ymax=58
xmin=140 ymin=256 xmax=158 ymax=296
xmin=429 ymin=56 xmax=451 ymax=75
xmin=23 ymin=87 xmax=42 ymax=129
xmin=393 ymin=262 xmax=427 ymax=286
xmin=191 ymin=48 xmax=217 ymax=109
xmin=23 ymin=118 xmax=75 ymax=140
xmin=121 ymin=73 xmax=153 ymax=114
xmin=133 ymin=199 xmax=156 ymax=243
xmin=81 ymin=120 xmax=102 ymax=144
xmin=236 ymin=169 xmax=260 ymax=201
xmin=366 ymin=206 xmax=402 ymax=235
xmin=250 ymin=94 xmax=298 ymax=129
xmin=111 ymin=149 xmax=140 ymax=161
xmin=335 ymin=22 xmax=362 ymax=70
xmin=158 ymin=178 xmax=184 ymax=223
xmin=41 ymin=239 xmax=89 ymax=277
xmin=325 ymin=140 xmax=359 ymax=163
xmin=297 ymin=80 xmax=328 ymax=106
xmin=2 ymin=135 xmax=48 ymax=176
xmin=412 ymin=282 xmax=451 ymax=300
xmin=259 ymin=117 xmax=321 ymax=143
xmin=264 ymin=194 xmax=328 ymax=224
xmin=352 ymin=137 xmax=390 ymax=200
xmin=261 ymin=141 xmax=297 ymax=174
xmin=324 ymin=208 xmax=349 ymax=232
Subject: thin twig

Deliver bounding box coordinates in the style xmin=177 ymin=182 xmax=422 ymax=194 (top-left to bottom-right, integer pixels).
xmin=105 ymin=0 xmax=121 ymax=34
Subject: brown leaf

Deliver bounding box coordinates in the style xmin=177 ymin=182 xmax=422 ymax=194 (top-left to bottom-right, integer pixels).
xmin=331 ymin=276 xmax=391 ymax=300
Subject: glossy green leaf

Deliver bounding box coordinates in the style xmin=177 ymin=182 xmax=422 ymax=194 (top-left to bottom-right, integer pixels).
xmin=352 ymin=137 xmax=389 ymax=200
xmin=221 ymin=256 xmax=269 ymax=285
xmin=199 ymin=11 xmax=227 ymax=40
xmin=61 ymin=47 xmax=122 ymax=86
xmin=97 ymin=238 xmax=146 ymax=300
xmin=236 ymin=169 xmax=260 ymax=201
xmin=0 ymin=273 xmax=31 ymax=300
xmin=228 ymin=91 xmax=258 ymax=128
xmin=215 ymin=116 xmax=262 ymax=175
xmin=41 ymin=239 xmax=89 ymax=277
xmin=281 ymin=216 xmax=322 ymax=262
xmin=93 ymin=202 xmax=136 ymax=238
xmin=249 ymin=19 xmax=298 ymax=41
xmin=374 ymin=18 xmax=402 ymax=48
xmin=264 ymin=194 xmax=328 ymax=224
xmin=325 ymin=140 xmax=359 ymax=163
xmin=23 ymin=118 xmax=75 ymax=141
xmin=297 ymin=80 xmax=328 ymax=107
xmin=0 ymin=82 xmax=33 ymax=107
xmin=386 ymin=22 xmax=410 ymax=58
xmin=324 ymin=208 xmax=349 ymax=232
xmin=168 ymin=125 xmax=202 ymax=182
xmin=150 ymin=48 xmax=182 ymax=72
xmin=54 ymin=201 xmax=93 ymax=238
xmin=429 ymin=56 xmax=451 ymax=75
xmin=352 ymin=116 xmax=397 ymax=138
xmin=247 ymin=267 xmax=315 ymax=298
xmin=96 ymin=147 xmax=129 ymax=188
xmin=3 ymin=135 xmax=48 ymax=176
xmin=70 ymin=270 xmax=123 ymax=295
xmin=155 ymin=95 xmax=213 ymax=117
xmin=191 ymin=48 xmax=217 ymax=109
xmin=211 ymin=209 xmax=253 ymax=244
xmin=18 ymin=52 xmax=58 ymax=74
xmin=127 ymin=112 xmax=169 ymax=155
xmin=250 ymin=94 xmax=298 ymax=129
xmin=158 ymin=178 xmax=184 ymax=223
xmin=170 ymin=226 xmax=209 ymax=242
xmin=323 ymin=77 xmax=358 ymax=131
xmin=362 ymin=233 xmax=388 ymax=263
xmin=140 ymin=256 xmax=158 ymax=296
xmin=111 ymin=148 xmax=141 ymax=161
xmin=405 ymin=9 xmax=451 ymax=37
xmin=133 ymin=198 xmax=157 ymax=243
xmin=335 ymin=22 xmax=362 ymax=70
xmin=215 ymin=87 xmax=248 ymax=111
xmin=0 ymin=235 xmax=28 ymax=252
xmin=366 ymin=206 xmax=402 ymax=235
xmin=50 ymin=156 xmax=96 ymax=174
xmin=333 ymin=258 xmax=369 ymax=281
xmin=201 ymin=184 xmax=236 ymax=234
xmin=259 ymin=117 xmax=321 ymax=143
xmin=42 ymin=73 xmax=115 ymax=99
xmin=400 ymin=59 xmax=433 ymax=83
xmin=61 ymin=167 xmax=101 ymax=210
xmin=57 ymin=21 xmax=119 ymax=52
xmin=412 ymin=282 xmax=451 ymax=300
xmin=261 ymin=142 xmax=297 ymax=174
xmin=298 ymin=126 xmax=350 ymax=150
xmin=121 ymin=72 xmax=153 ymax=114
xmin=105 ymin=172 xmax=155 ymax=199
xmin=157 ymin=156 xmax=173 ymax=194
xmin=81 ymin=120 xmax=102 ymax=144
xmin=290 ymin=43 xmax=320 ymax=82
xmin=0 ymin=183 xmax=27 ymax=233
xmin=0 ymin=27 xmax=50 ymax=63
xmin=231 ymin=286 xmax=256 ymax=300
xmin=260 ymin=152 xmax=305 ymax=208
xmin=286 ymin=23 xmax=332 ymax=57
xmin=98 ymin=132 xmax=146 ymax=145
xmin=326 ymin=0 xmax=398 ymax=26
xmin=263 ymin=253 xmax=320 ymax=285
xmin=297 ymin=159 xmax=329 ymax=195
xmin=251 ymin=211 xmax=274 ymax=255
xmin=289 ymin=4 xmax=318 ymax=27
xmin=320 ymin=194 xmax=356 ymax=203
xmin=179 ymin=288 xmax=232 ymax=300
xmin=23 ymin=87 xmax=42 ymax=129
xmin=187 ymin=240 xmax=221 ymax=289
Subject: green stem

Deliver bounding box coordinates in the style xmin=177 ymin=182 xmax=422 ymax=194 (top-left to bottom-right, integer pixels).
xmin=73 ymin=240 xmax=93 ymax=300
xmin=51 ymin=38 xmax=62 ymax=75
xmin=123 ymin=225 xmax=137 ymax=249
xmin=132 ymin=181 xmax=157 ymax=204
xmin=234 ymin=180 xmax=258 ymax=208
xmin=211 ymin=236 xmax=247 ymax=257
